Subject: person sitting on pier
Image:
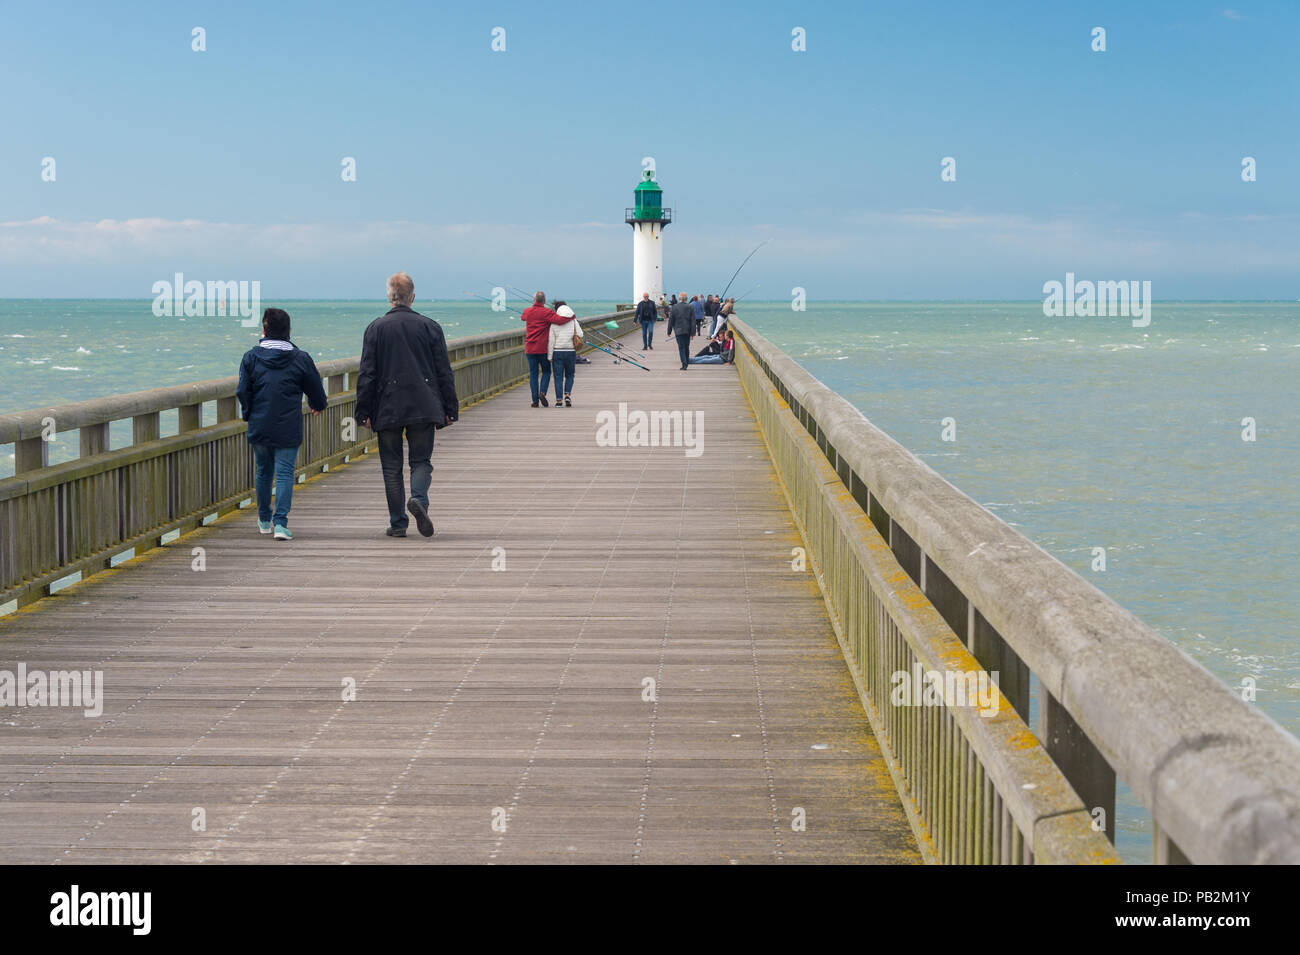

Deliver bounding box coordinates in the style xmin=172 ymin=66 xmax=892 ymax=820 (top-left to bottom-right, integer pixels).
xmin=689 ymin=329 xmax=736 ymax=364
xmin=355 ymin=272 xmax=459 ymax=539
xmin=520 ymin=291 xmax=570 ymax=408
xmin=236 ymin=307 xmax=328 ymax=541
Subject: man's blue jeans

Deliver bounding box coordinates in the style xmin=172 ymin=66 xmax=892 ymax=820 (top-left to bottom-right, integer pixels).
xmin=640 ymin=319 xmax=655 ymax=348
xmin=551 ymin=350 xmax=576 ymax=399
xmin=252 ymin=444 xmax=299 ymax=526
xmin=527 ymin=354 xmax=551 ymax=402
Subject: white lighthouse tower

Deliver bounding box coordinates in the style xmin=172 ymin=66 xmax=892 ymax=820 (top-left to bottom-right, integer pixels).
xmin=626 ymin=166 xmax=672 ymax=304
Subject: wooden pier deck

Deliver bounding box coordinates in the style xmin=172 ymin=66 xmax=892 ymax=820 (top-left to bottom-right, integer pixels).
xmin=0 ymin=330 xmax=921 ymax=864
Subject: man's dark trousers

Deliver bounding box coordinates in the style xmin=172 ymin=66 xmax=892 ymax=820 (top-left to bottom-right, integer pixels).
xmin=640 ymin=319 xmax=655 ymax=348
xmin=675 ymin=334 xmax=691 ymax=368
xmin=377 ymin=423 xmax=436 ymax=530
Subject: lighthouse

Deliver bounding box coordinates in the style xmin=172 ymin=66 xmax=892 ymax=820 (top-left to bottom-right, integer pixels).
xmin=625 ymin=167 xmax=672 ymax=304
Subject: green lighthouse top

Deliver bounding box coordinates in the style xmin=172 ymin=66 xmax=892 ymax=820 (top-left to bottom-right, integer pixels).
xmin=627 ymin=168 xmax=671 ymax=225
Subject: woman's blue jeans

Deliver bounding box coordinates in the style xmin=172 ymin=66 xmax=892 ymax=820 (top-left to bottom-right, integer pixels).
xmin=252 ymin=444 xmax=299 ymax=526
xmin=551 ymin=350 xmax=576 ymax=398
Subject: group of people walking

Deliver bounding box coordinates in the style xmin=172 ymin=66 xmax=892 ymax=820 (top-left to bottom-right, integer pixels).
xmin=235 ymin=276 xmax=734 ymax=541
xmin=521 ymin=291 xmax=583 ymax=408
xmin=636 ymin=292 xmax=734 ymax=355
xmin=236 ymin=271 xmax=459 ymax=541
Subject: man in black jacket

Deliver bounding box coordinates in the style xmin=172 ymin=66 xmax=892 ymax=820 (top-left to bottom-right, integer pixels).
xmin=666 ymin=292 xmax=695 ymax=370
xmin=634 ymin=292 xmax=657 ymax=349
xmin=355 ymin=272 xmax=459 ymax=538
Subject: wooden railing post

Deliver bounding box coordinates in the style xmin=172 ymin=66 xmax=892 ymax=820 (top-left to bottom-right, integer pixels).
xmin=1037 ymin=689 xmax=1116 ymax=843
xmin=79 ymin=422 xmax=109 ymax=457
xmin=14 ymin=436 xmax=47 ymax=474
xmin=132 ymin=412 xmax=160 ymax=445
xmin=178 ymin=403 xmax=203 ymax=433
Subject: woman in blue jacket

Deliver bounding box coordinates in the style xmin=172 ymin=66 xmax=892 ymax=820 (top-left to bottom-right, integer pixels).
xmin=235 ymin=308 xmax=328 ymax=540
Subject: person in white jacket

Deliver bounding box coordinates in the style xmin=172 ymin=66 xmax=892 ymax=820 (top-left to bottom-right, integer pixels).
xmin=546 ymin=303 xmax=582 ymax=407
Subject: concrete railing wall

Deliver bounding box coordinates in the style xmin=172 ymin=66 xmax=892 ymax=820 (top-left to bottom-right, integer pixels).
xmin=0 ymin=311 xmax=634 ymax=613
xmin=730 ymin=317 xmax=1300 ymax=865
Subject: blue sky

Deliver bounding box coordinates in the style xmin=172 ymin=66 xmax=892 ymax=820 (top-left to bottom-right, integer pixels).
xmin=1 ymin=0 xmax=1296 ymax=299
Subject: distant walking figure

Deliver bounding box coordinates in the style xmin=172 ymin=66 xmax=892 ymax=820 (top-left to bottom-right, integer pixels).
xmin=355 ymin=272 xmax=459 ymax=539
xmin=691 ymin=294 xmax=706 ymax=335
xmin=667 ymin=291 xmax=696 ymax=370
xmin=547 ymin=304 xmax=583 ymax=407
xmin=236 ymin=307 xmax=328 ymax=541
xmin=635 ymin=292 xmax=657 ymax=349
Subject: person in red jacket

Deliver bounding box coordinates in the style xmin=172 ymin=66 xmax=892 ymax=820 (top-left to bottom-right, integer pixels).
xmin=520 ymin=291 xmax=569 ymax=407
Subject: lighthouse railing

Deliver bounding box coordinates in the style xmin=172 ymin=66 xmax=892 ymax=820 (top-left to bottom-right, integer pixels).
xmin=0 ymin=309 xmax=637 ymax=614
xmin=625 ymin=207 xmax=672 ymax=224
xmin=729 ymin=316 xmax=1300 ymax=865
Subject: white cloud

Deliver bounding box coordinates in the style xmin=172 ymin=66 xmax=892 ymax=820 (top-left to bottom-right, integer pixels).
xmin=0 ymin=212 xmax=1296 ymax=299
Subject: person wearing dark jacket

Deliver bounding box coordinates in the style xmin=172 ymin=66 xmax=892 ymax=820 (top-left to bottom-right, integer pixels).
xmin=236 ymin=307 xmax=328 ymax=540
xmin=690 ymin=295 xmax=706 ymax=335
xmin=666 ymin=292 xmax=696 ymax=370
xmin=355 ymin=272 xmax=459 ymax=539
xmin=520 ymin=291 xmax=569 ymax=407
xmin=634 ymin=292 xmax=657 ymax=349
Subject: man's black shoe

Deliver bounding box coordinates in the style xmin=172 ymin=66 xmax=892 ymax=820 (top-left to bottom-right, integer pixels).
xmin=386 ymin=526 xmax=407 ymax=538
xmin=407 ymin=498 xmax=434 ymax=537
xmin=539 ymin=394 xmax=549 ymax=407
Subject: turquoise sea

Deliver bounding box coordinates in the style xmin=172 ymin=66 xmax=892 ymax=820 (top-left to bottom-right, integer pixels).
xmin=2 ymin=298 xmax=1297 ymax=862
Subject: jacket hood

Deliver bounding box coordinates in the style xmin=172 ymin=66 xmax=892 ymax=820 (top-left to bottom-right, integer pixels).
xmin=251 ymin=342 xmax=297 ymax=368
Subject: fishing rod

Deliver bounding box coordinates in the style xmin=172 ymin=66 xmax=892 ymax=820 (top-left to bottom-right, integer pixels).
xmin=584 ymin=337 xmax=651 ymax=371
xmin=498 ymin=289 xmax=647 ymax=371
xmin=734 ymin=284 xmax=760 ymax=303
xmin=502 ymin=284 xmax=648 ymax=366
xmin=718 ymin=239 xmax=771 ymax=302
xmin=587 ymin=324 xmax=639 ymax=361
xmin=589 ymin=327 xmax=646 ymax=359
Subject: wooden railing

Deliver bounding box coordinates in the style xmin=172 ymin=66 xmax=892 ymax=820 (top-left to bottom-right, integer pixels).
xmin=0 ymin=311 xmax=634 ymax=613
xmin=730 ymin=317 xmax=1300 ymax=865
